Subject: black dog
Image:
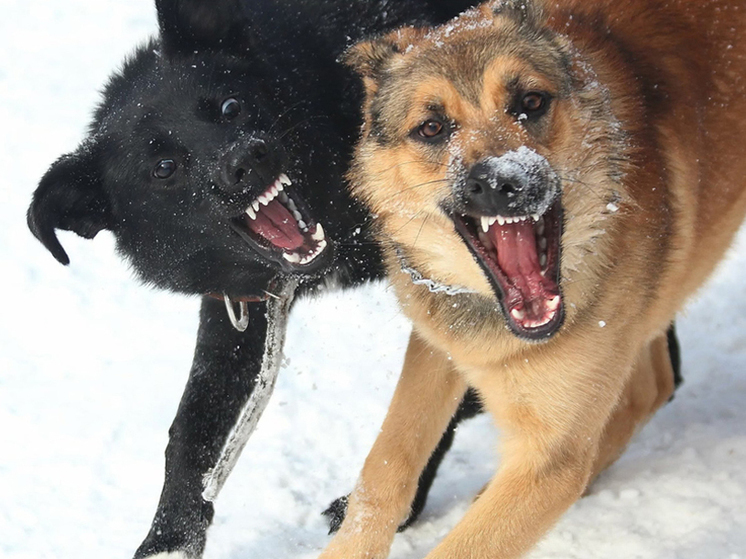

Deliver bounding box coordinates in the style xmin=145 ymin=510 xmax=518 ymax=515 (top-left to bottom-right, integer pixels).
xmin=28 ymin=1 xmax=482 ymax=558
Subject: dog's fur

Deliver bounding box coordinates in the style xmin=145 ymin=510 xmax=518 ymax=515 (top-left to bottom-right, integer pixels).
xmin=27 ymin=1 xmax=482 ymax=558
xmin=320 ymin=1 xmax=746 ymax=557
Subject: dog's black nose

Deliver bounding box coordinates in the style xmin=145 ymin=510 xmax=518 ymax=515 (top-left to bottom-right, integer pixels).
xmin=459 ymin=150 xmax=559 ymax=218
xmin=463 ymin=159 xmax=528 ymax=216
xmin=220 ymin=138 xmax=279 ymax=192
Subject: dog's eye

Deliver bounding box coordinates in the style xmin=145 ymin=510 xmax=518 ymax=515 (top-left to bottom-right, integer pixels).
xmin=221 ymin=98 xmax=242 ymax=120
xmin=153 ymin=159 xmax=177 ymax=179
xmin=413 ymin=119 xmax=448 ymax=143
xmin=514 ymin=92 xmax=550 ymax=121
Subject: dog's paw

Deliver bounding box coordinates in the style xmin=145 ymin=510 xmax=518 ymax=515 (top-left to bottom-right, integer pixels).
xmin=322 ymin=495 xmax=349 ymax=534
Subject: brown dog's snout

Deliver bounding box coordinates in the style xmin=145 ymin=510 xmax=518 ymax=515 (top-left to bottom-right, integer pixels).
xmin=464 ymin=158 xmax=528 ymax=216
xmin=459 ymin=149 xmax=559 ymax=218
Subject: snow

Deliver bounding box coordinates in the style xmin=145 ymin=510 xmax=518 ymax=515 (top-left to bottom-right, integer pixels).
xmin=1 ymin=1 xmax=745 ymax=559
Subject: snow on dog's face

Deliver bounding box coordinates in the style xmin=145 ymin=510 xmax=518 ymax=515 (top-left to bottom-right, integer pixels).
xmin=28 ymin=0 xmax=333 ymax=299
xmin=347 ymin=1 xmax=627 ymax=341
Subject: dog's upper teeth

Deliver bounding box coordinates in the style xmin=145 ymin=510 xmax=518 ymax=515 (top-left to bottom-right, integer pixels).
xmin=279 ymin=173 xmax=292 ymax=186
xmin=488 ymin=216 xmax=497 ymax=226
xmin=252 ymin=200 xmax=261 ymax=213
xmin=259 ymin=195 xmax=270 ymax=206
xmin=311 ymin=223 xmax=325 ymax=241
xmin=532 ymin=214 xmax=541 ymax=222
xmin=497 ymin=215 xmax=506 ymax=226
xmin=480 ymin=216 xmax=490 ymax=233
xmin=270 ymin=185 xmax=279 ymax=198
xmin=274 ymin=178 xmax=284 ymax=192
xmin=283 ymin=252 xmax=301 ymax=264
xmin=246 ymin=206 xmax=257 ymax=220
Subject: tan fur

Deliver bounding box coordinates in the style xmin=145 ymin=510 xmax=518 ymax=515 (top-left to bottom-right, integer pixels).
xmin=321 ymin=1 xmax=746 ymax=557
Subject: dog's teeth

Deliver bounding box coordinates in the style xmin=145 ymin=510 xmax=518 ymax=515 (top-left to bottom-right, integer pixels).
xmin=292 ymin=210 xmax=302 ymax=222
xmin=252 ymin=200 xmax=261 ymax=212
xmin=547 ymin=295 xmax=560 ymax=311
xmin=539 ymin=237 xmax=547 ymax=250
xmin=274 ymin=178 xmax=284 ymax=192
xmin=246 ymin=207 xmax=257 ymax=220
xmin=287 ymin=198 xmax=297 ymax=211
xmin=259 ymin=195 xmax=270 ymax=206
xmin=480 ymin=216 xmax=490 ymax=233
xmin=489 ymin=216 xmax=497 ymax=226
xmin=532 ymin=214 xmax=540 ymax=222
xmin=511 ymin=308 xmax=526 ymax=321
xmin=279 ymin=173 xmax=291 ymax=186
xmin=279 ymin=192 xmax=289 ymax=204
xmin=536 ymin=218 xmax=545 ymax=236
xmin=298 ymin=220 xmax=308 ymax=231
xmin=497 ymin=216 xmax=506 ymax=226
xmin=311 ymin=223 xmax=325 ymax=241
xmin=540 ymin=254 xmax=547 ymax=268
xmin=283 ymin=252 xmax=301 ymax=264
xmin=270 ymin=185 xmax=279 ymax=198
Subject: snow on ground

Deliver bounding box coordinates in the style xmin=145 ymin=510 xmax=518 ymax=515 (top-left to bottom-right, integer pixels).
xmin=1 ymin=1 xmax=745 ymax=558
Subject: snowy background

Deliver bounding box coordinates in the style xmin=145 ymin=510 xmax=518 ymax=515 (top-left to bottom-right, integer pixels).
xmin=1 ymin=1 xmax=745 ymax=558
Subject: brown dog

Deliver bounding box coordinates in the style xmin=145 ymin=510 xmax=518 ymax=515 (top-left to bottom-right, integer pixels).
xmin=318 ymin=1 xmax=746 ymax=558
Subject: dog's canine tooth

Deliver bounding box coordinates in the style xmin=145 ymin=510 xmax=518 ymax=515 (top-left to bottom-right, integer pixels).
xmin=252 ymin=200 xmax=261 ymax=213
xmin=481 ymin=216 xmax=490 ymax=233
xmin=312 ymin=223 xmax=325 ymax=241
xmin=279 ymin=173 xmax=291 ymax=186
xmin=511 ymin=308 xmax=526 ymax=320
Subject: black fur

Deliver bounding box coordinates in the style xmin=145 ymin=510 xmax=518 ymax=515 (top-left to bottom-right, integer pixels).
xmin=29 ymin=1 xmax=479 ymax=558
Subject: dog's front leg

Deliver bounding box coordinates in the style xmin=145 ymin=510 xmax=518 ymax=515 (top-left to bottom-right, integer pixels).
xmin=319 ymin=331 xmax=467 ymax=559
xmin=134 ymin=282 xmax=296 ymax=559
xmin=422 ymin=339 xmax=639 ymax=559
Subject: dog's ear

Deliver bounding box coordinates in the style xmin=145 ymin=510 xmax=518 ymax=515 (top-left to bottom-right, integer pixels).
xmin=344 ymin=27 xmax=427 ymax=93
xmin=28 ymin=141 xmax=112 ymax=266
xmin=156 ymin=0 xmax=253 ymax=56
xmin=488 ymin=0 xmax=544 ymax=29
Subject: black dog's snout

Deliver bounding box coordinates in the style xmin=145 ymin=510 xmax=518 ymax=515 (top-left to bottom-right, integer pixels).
xmin=459 ymin=151 xmax=558 ymax=218
xmin=220 ymin=137 xmax=280 ymax=192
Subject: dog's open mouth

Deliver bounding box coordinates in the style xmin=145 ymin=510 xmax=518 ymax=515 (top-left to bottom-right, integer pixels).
xmin=453 ymin=201 xmax=564 ymax=340
xmin=231 ymin=174 xmax=330 ymax=270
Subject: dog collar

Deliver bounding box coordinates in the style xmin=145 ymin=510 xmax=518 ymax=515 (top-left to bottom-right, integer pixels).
xmin=395 ymin=246 xmax=477 ymax=297
xmin=207 ymin=284 xmax=277 ymax=332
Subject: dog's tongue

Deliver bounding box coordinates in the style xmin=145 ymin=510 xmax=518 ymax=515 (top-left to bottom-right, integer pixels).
xmin=490 ymin=220 xmax=555 ymax=315
xmin=246 ymin=199 xmax=305 ymax=250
